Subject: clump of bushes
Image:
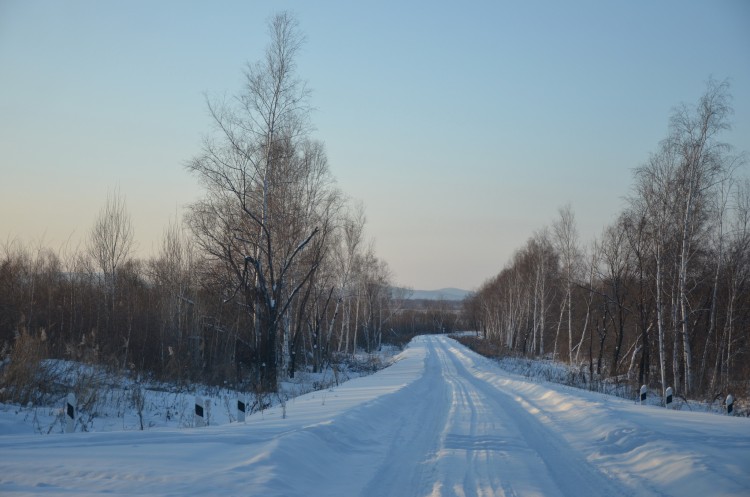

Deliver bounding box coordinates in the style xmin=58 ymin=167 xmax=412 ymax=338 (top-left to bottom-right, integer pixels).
xmin=0 ymin=327 xmax=53 ymax=405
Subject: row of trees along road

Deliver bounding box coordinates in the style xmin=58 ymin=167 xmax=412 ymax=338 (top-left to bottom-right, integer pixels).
xmin=0 ymin=12 xmax=400 ymax=399
xmin=465 ymin=79 xmax=748 ymax=401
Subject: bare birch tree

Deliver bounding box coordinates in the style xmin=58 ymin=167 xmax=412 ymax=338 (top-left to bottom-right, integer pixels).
xmin=552 ymin=204 xmax=580 ymax=362
xmin=633 ymin=144 xmax=679 ymax=396
xmin=186 ymin=12 xmax=324 ymax=391
xmin=667 ymin=78 xmax=734 ymax=395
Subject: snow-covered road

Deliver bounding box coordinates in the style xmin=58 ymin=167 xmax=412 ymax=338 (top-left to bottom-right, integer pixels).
xmin=2 ymin=335 xmax=749 ymax=496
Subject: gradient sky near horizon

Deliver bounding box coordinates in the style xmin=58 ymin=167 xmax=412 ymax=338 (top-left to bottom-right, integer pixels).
xmin=1 ymin=1 xmax=749 ymax=291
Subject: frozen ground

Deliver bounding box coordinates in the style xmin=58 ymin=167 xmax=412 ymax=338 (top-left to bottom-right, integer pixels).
xmin=1 ymin=335 xmax=749 ymax=496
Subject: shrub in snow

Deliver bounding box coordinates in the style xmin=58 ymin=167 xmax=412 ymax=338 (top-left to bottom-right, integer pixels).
xmin=0 ymin=328 xmax=55 ymax=405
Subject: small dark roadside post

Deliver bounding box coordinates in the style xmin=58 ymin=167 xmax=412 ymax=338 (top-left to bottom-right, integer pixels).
xmin=237 ymin=398 xmax=247 ymax=423
xmin=195 ymin=397 xmax=206 ymax=427
xmin=65 ymin=393 xmax=76 ymax=433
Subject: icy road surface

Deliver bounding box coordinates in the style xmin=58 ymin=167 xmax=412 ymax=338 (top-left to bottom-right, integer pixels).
xmin=2 ymin=335 xmax=749 ymax=496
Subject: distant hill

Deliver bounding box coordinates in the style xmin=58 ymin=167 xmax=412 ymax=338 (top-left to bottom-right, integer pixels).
xmin=403 ymin=288 xmax=472 ymax=301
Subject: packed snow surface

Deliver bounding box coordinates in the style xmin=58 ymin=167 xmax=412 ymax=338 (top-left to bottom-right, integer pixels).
xmin=1 ymin=335 xmax=749 ymax=496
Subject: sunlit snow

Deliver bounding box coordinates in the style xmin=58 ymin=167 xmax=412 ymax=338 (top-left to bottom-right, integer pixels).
xmin=1 ymin=336 xmax=748 ymax=496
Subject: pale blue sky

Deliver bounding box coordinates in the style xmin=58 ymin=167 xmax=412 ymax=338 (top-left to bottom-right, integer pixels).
xmin=1 ymin=1 xmax=749 ymax=290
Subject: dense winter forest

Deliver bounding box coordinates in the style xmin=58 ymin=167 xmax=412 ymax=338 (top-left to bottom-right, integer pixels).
xmin=465 ymin=79 xmax=749 ymax=400
xmin=0 ymin=13 xmax=462 ymax=403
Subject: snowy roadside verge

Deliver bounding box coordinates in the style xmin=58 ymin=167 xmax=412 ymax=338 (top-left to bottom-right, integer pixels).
xmin=454 ymin=334 xmax=748 ymax=416
xmin=0 ymin=346 xmax=402 ymax=436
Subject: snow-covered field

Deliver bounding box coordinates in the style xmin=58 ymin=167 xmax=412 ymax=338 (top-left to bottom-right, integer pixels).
xmin=1 ymin=335 xmax=749 ymax=496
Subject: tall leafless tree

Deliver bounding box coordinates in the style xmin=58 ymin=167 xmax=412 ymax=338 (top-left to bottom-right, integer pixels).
xmin=186 ymin=12 xmax=326 ymax=391
xmin=633 ymin=143 xmax=679 ymax=396
xmin=552 ymin=204 xmax=580 ymax=363
xmin=88 ymin=186 xmax=135 ymax=366
xmin=88 ymin=186 xmax=135 ymax=294
xmin=667 ymin=78 xmax=735 ymax=395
